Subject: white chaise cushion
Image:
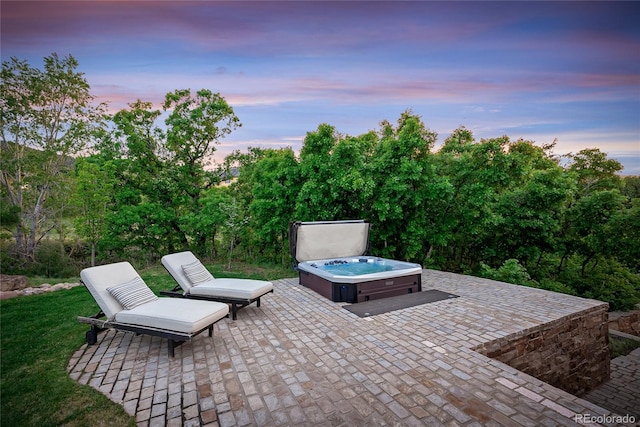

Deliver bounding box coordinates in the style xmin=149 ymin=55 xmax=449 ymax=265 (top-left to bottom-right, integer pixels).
xmin=114 ymin=298 xmax=229 ymax=334
xmin=81 ymin=261 xmax=143 ymax=319
xmin=107 ymin=276 xmax=158 ymax=310
xmin=189 ymin=278 xmax=274 ymax=300
xmin=161 ymin=251 xmax=203 ymax=291
xmin=162 ymin=251 xmax=274 ymax=301
xmin=182 ymin=260 xmax=214 ymax=285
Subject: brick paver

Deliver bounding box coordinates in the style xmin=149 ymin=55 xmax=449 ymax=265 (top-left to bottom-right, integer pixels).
xmin=68 ymin=270 xmax=638 ymax=426
xmin=581 ymin=348 xmax=640 ymax=420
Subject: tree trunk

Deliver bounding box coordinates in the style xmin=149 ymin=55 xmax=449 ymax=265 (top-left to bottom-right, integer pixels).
xmin=557 ymin=251 xmax=569 ymax=275
xmin=210 ymin=229 xmax=217 ymax=259
xmin=536 ymin=251 xmax=544 ymax=270
xmin=228 ymin=238 xmax=234 ymax=270
xmin=25 ymin=185 xmax=49 ymax=260
xmin=14 ymin=224 xmax=25 ymax=256
xmin=425 ymin=245 xmax=434 ymax=260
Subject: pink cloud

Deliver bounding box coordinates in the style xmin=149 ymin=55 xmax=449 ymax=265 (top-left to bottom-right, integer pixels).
xmin=3 ymin=0 xmax=637 ymax=173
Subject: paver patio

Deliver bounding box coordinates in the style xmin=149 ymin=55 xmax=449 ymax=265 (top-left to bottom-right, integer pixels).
xmin=68 ymin=270 xmax=638 ymax=426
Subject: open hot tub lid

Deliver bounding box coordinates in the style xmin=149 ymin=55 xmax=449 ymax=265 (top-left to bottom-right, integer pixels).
xmin=289 ymin=220 xmax=371 ymax=265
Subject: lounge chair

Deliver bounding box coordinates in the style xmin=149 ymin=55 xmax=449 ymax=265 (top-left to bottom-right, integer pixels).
xmin=161 ymin=251 xmax=274 ymax=320
xmin=78 ymin=261 xmax=229 ymax=357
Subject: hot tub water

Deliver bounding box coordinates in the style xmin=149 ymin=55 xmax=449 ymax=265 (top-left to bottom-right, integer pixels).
xmin=311 ymin=259 xmax=395 ymax=276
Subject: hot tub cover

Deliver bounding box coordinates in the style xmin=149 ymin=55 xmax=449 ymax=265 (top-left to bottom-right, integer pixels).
xmin=289 ymin=220 xmax=371 ymax=265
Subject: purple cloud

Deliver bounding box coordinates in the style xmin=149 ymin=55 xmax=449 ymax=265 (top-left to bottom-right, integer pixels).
xmin=2 ymin=0 xmax=638 ymax=173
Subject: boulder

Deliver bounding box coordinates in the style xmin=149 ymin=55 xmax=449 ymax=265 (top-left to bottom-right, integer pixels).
xmin=0 ymin=274 xmax=28 ymax=292
xmin=0 ymin=291 xmax=19 ymax=300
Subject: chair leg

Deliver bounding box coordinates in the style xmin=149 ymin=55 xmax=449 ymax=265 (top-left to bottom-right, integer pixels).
xmin=86 ymin=326 xmax=99 ymax=345
xmin=256 ymin=297 xmax=261 ymax=307
xmin=231 ymin=303 xmax=238 ymax=320
xmin=168 ymin=340 xmax=175 ymax=358
xmin=208 ymin=325 xmax=214 ymax=337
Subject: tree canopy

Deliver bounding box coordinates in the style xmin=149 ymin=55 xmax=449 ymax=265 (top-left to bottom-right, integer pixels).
xmin=1 ymin=54 xmax=105 ymax=259
xmin=2 ymin=54 xmax=638 ymax=311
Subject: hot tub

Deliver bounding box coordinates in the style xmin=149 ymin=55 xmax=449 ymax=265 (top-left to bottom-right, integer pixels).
xmin=289 ymin=220 xmax=422 ymax=303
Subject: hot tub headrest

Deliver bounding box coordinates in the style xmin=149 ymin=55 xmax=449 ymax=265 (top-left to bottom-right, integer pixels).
xmin=289 ymin=220 xmax=370 ymax=264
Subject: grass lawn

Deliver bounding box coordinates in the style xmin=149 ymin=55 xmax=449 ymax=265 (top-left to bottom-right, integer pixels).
xmin=0 ymin=261 xmax=292 ymax=427
xmin=609 ymin=334 xmax=640 ymax=359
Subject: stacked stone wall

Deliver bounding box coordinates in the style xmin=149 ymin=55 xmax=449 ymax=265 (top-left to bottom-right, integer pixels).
xmin=608 ymin=311 xmax=640 ymax=336
xmin=473 ymin=304 xmax=610 ymax=396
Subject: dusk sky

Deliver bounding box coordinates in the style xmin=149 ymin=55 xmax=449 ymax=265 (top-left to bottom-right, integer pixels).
xmin=2 ymin=1 xmax=639 ymax=174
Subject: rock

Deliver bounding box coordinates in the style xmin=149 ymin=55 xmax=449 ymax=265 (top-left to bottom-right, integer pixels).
xmin=0 ymin=281 xmax=82 ymax=299
xmin=0 ymin=274 xmax=28 ymax=292
xmin=0 ymin=291 xmax=19 ymax=300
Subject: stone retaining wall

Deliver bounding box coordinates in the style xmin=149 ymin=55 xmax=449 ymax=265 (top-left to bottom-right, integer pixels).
xmin=608 ymin=311 xmax=640 ymax=336
xmin=473 ymin=304 xmax=610 ymax=396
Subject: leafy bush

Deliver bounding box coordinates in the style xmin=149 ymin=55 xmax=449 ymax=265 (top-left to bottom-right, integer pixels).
xmin=479 ymin=257 xmax=640 ymax=311
xmin=0 ymin=240 xmax=88 ymax=277
xmin=581 ymin=265 xmax=640 ymax=311
xmin=533 ymin=279 xmax=577 ymax=296
xmin=0 ymin=241 xmax=22 ymax=274
xmin=31 ymin=241 xmax=82 ymax=277
xmin=479 ymin=259 xmax=536 ymax=286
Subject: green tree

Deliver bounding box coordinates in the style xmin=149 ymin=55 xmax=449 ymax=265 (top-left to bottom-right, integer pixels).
xmin=73 ymin=157 xmax=115 ymax=266
xmin=221 ymin=147 xmax=273 ymax=262
xmin=223 ymin=147 xmax=272 ymax=210
xmin=298 ymin=125 xmax=379 ymax=223
xmin=435 ymin=132 xmax=571 ymax=272
xmin=367 ymin=111 xmax=444 ymax=262
xmin=164 ymin=89 xmax=240 ymax=252
xmin=180 ymin=186 xmax=231 ymax=258
xmin=297 ymin=129 xmax=376 ymax=222
xmin=494 ymin=167 xmax=574 ymax=268
xmin=436 ymin=130 xmax=503 ymax=269
xmin=326 ymin=134 xmax=376 ymax=221
xmin=490 ymin=141 xmax=574 ymax=269
xmin=567 ymin=148 xmax=623 ymax=195
xmin=247 ymin=148 xmax=301 ymax=262
xmin=556 ymin=148 xmax=626 ymax=275
xmin=566 ymin=189 xmax=627 ymax=275
xmin=607 ymin=199 xmax=640 ymax=272
xmin=0 ymin=53 xmax=105 ymax=260
xmin=98 ymin=90 xmax=239 ymax=257
xmin=621 ymin=175 xmax=640 ymax=200
xmin=295 ymin=124 xmax=340 ymax=220
xmin=220 ymin=197 xmax=249 ymax=269
xmin=164 ymin=89 xmax=240 ymax=167
xmin=101 ymin=100 xmax=174 ymax=258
